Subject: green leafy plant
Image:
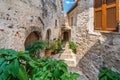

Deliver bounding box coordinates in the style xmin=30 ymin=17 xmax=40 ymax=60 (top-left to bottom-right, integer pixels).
xmin=50 ymin=40 xmax=62 ymax=54
xmin=0 ymin=48 xmax=30 ymax=80
xmin=56 ymin=40 xmax=62 ymax=52
xmin=28 ymin=57 xmax=80 ymax=80
xmin=0 ymin=48 xmax=80 ymax=80
xmin=98 ymin=67 xmax=120 ymax=80
xmin=50 ymin=41 xmax=58 ymax=52
xmin=61 ymin=72 xmax=80 ymax=80
xmin=26 ymin=41 xmax=47 ymax=58
xmin=69 ymin=41 xmax=77 ymax=53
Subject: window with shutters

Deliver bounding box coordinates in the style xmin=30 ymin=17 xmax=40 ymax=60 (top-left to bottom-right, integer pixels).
xmin=94 ymin=0 xmax=119 ymax=31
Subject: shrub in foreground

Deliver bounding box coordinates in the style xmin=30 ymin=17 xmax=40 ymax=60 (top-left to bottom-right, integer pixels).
xmin=0 ymin=48 xmax=80 ymax=80
xmin=98 ymin=67 xmax=120 ymax=80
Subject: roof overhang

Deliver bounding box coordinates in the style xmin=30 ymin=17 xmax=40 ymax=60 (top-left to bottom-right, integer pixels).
xmin=67 ymin=0 xmax=78 ymax=14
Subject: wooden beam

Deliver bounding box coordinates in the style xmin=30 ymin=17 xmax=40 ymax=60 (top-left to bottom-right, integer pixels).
xmin=102 ymin=0 xmax=106 ymax=30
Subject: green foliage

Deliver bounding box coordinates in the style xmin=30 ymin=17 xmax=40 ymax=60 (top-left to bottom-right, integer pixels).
xmin=0 ymin=48 xmax=80 ymax=80
xmin=46 ymin=40 xmax=62 ymax=54
xmin=50 ymin=41 xmax=58 ymax=52
xmin=56 ymin=40 xmax=62 ymax=52
xmin=17 ymin=66 xmax=28 ymax=80
xmin=26 ymin=41 xmax=47 ymax=57
xmin=69 ymin=41 xmax=77 ymax=53
xmin=98 ymin=67 xmax=120 ymax=80
xmin=29 ymin=57 xmax=80 ymax=80
xmin=61 ymin=72 xmax=80 ymax=80
xmin=50 ymin=40 xmax=62 ymax=53
xmin=0 ymin=48 xmax=29 ymax=80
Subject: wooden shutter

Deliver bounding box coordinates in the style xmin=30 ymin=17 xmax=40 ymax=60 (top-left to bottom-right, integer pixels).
xmin=94 ymin=0 xmax=119 ymax=31
xmin=94 ymin=0 xmax=102 ymax=30
xmin=106 ymin=0 xmax=118 ymax=31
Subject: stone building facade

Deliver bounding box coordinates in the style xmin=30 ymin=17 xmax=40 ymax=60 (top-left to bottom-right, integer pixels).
xmin=0 ymin=0 xmax=63 ymax=50
xmin=67 ymin=2 xmax=78 ymax=42
xmin=67 ymin=0 xmax=120 ymax=80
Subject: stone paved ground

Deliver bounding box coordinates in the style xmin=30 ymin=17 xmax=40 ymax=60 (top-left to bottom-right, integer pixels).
xmin=68 ymin=67 xmax=89 ymax=80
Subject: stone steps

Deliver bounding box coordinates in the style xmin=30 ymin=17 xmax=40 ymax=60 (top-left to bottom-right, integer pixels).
xmin=60 ymin=43 xmax=77 ymax=67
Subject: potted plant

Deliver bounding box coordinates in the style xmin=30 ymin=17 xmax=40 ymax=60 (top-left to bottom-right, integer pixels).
xmin=45 ymin=40 xmax=62 ymax=56
xmin=50 ymin=40 xmax=62 ymax=55
xmin=51 ymin=41 xmax=58 ymax=54
xmin=45 ymin=40 xmax=52 ymax=57
xmin=53 ymin=40 xmax=62 ymax=54
xmin=26 ymin=41 xmax=47 ymax=58
xmin=45 ymin=47 xmax=52 ymax=57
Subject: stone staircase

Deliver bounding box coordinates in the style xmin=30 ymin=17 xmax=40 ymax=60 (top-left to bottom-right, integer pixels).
xmin=60 ymin=43 xmax=77 ymax=67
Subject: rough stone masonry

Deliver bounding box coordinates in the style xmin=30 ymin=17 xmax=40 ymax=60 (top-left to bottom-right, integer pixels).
xmin=76 ymin=0 xmax=120 ymax=80
xmin=0 ymin=0 xmax=63 ymax=50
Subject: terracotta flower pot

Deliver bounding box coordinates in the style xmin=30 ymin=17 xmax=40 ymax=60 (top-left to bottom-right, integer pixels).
xmin=45 ymin=50 xmax=51 ymax=57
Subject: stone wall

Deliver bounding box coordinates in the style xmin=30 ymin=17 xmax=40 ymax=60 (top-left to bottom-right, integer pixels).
xmin=39 ymin=0 xmax=63 ymax=40
xmin=76 ymin=0 xmax=120 ymax=80
xmin=67 ymin=6 xmax=78 ymax=42
xmin=0 ymin=0 xmax=62 ymax=50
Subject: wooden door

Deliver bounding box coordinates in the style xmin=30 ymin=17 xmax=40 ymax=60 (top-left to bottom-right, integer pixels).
xmin=25 ymin=32 xmax=39 ymax=48
xmin=63 ymin=32 xmax=69 ymax=41
xmin=46 ymin=29 xmax=51 ymax=40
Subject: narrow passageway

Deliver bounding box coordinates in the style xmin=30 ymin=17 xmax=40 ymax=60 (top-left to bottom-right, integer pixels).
xmin=0 ymin=0 xmax=120 ymax=80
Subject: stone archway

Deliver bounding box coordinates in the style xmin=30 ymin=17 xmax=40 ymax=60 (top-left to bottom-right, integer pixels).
xmin=24 ymin=31 xmax=39 ymax=48
xmin=46 ymin=29 xmax=51 ymax=40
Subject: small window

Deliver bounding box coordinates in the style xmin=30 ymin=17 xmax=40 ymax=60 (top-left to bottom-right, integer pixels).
xmin=71 ymin=17 xmax=73 ymax=26
xmin=55 ymin=20 xmax=57 ymax=26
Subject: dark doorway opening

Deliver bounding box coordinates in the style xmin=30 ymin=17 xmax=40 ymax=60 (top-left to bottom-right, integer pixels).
xmin=24 ymin=31 xmax=39 ymax=48
xmin=63 ymin=31 xmax=69 ymax=41
xmin=46 ymin=29 xmax=51 ymax=41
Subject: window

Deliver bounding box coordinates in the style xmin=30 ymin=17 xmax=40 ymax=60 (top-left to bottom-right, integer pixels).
xmin=71 ymin=17 xmax=73 ymax=26
xmin=55 ymin=20 xmax=57 ymax=26
xmin=94 ymin=0 xmax=119 ymax=31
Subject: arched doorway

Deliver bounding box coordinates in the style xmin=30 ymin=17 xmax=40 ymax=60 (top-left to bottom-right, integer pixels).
xmin=24 ymin=31 xmax=39 ymax=48
xmin=46 ymin=29 xmax=51 ymax=40
xmin=63 ymin=32 xmax=69 ymax=41
xmin=63 ymin=31 xmax=70 ymax=41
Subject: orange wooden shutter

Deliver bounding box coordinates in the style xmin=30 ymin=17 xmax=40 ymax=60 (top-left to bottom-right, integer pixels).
xmin=106 ymin=0 xmax=118 ymax=31
xmin=94 ymin=0 xmax=102 ymax=30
